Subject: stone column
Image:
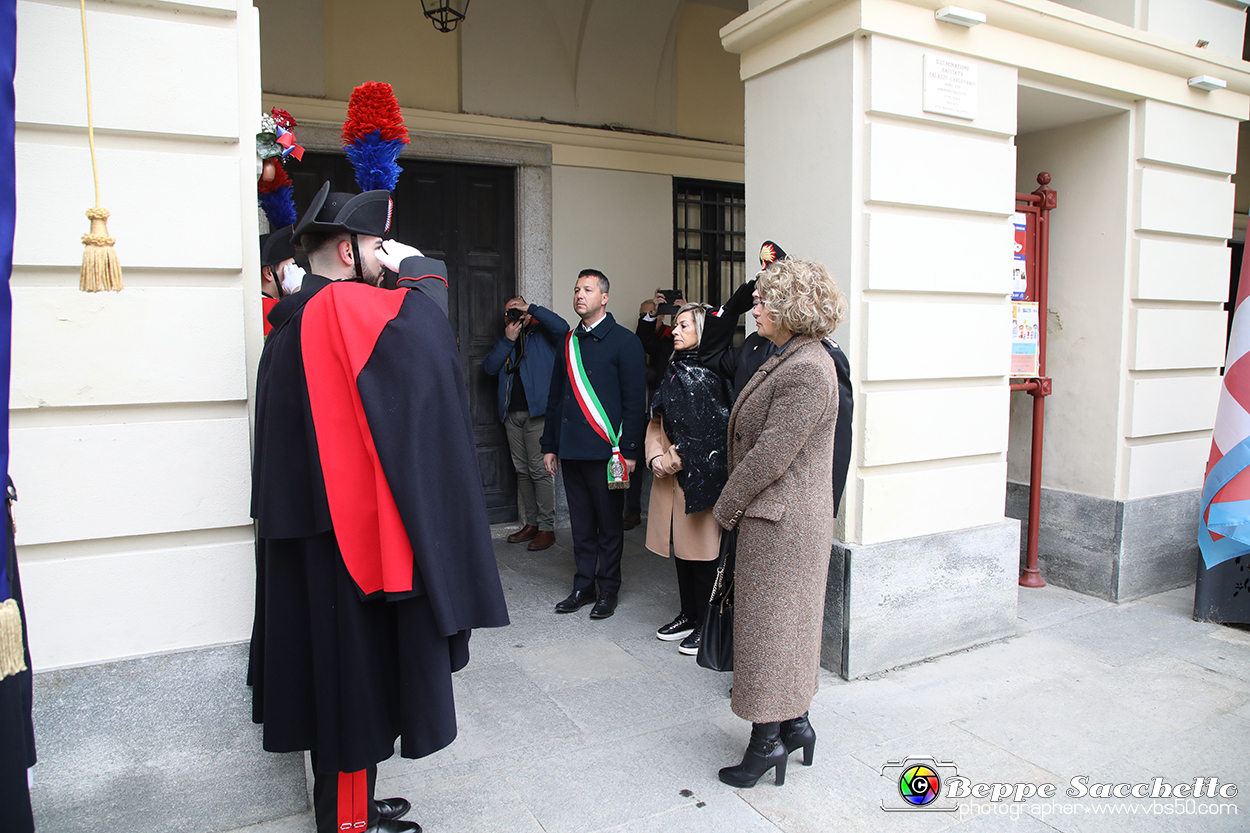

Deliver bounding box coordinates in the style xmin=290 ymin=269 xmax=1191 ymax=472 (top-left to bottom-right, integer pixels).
xmin=730 ymin=14 xmax=1021 ymax=677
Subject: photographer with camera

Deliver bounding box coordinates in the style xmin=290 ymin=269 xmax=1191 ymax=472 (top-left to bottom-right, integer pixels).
xmin=483 ymin=296 xmax=571 ymax=551
xmin=625 ymin=288 xmax=685 ymax=529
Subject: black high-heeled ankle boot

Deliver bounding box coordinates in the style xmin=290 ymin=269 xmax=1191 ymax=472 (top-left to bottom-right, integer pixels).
xmin=718 ymin=722 xmax=788 ymax=788
xmin=780 ymin=712 xmax=816 ymax=766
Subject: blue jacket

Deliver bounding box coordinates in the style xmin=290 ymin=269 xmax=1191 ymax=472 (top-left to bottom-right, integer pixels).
xmin=541 ymin=312 xmax=647 ymax=461
xmin=481 ymin=304 xmax=570 ymax=422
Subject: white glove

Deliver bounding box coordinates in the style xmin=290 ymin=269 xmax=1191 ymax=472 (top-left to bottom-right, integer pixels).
xmin=376 ymin=240 xmax=423 ymax=273
xmin=279 ymin=261 xmax=305 ymax=295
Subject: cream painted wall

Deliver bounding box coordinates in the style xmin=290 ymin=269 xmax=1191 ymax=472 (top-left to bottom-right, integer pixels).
xmin=1235 ymin=122 xmax=1250 ymax=221
xmin=742 ymin=34 xmax=1019 ymax=546
xmin=1123 ymin=98 xmax=1236 ymax=499
xmin=11 ymin=0 xmax=260 ymax=668
xmin=550 ymin=166 xmax=673 ymax=327
xmin=322 ymin=0 xmax=459 ymax=112
xmin=1142 ymin=0 xmax=1246 ymax=61
xmin=255 ymin=0 xmax=324 ymax=98
xmin=460 ymin=0 xmax=745 ymax=144
xmin=1049 ymin=0 xmax=1135 ymax=27
xmin=1011 ymin=112 xmax=1132 ymax=499
xmin=676 ymin=3 xmax=745 ymax=144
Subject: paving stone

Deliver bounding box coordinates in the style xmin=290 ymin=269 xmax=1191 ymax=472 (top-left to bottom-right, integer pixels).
xmin=374 ymin=769 xmax=547 ymax=833
xmin=597 ymin=791 xmax=780 ymax=833
xmin=810 ymin=677 xmax=967 ymax=743
xmin=1015 ymin=583 xmax=1113 ymax=634
xmin=510 ymin=637 xmax=649 ymax=690
xmin=1032 ymin=600 xmax=1212 ymax=668
xmin=501 ymin=720 xmax=745 ymax=833
xmin=885 ymin=630 xmax=1114 ymax=718
xmin=953 ymin=671 xmax=1194 ymax=776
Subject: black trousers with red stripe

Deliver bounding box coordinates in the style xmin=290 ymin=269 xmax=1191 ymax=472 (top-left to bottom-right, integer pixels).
xmin=311 ymin=756 xmax=379 ymax=833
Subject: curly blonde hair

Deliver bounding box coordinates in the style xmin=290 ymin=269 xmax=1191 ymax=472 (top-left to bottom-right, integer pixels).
xmin=755 ymin=258 xmax=846 ymax=339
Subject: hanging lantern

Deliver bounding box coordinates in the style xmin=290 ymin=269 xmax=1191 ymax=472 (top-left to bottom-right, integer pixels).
xmin=421 ymin=0 xmax=470 ymax=33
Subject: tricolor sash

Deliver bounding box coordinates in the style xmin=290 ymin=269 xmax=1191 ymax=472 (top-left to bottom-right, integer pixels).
xmin=566 ymin=331 xmax=630 ymax=489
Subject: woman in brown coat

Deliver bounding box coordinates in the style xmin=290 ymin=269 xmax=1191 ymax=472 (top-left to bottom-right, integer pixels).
xmin=645 ymin=303 xmax=732 ymax=656
xmin=712 ymin=257 xmax=846 ymax=788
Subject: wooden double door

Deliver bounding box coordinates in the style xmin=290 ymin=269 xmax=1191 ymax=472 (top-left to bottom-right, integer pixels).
xmin=290 ymin=154 xmax=518 ymax=522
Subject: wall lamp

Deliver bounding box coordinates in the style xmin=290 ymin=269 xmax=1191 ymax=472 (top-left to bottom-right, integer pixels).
xmin=1188 ymin=75 xmax=1227 ymax=92
xmin=935 ymin=5 xmax=986 ymax=26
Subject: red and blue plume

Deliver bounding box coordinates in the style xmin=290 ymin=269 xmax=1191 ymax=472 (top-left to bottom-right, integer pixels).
xmin=341 ymin=81 xmax=410 ymax=192
xmin=258 ymin=163 xmax=298 ymax=228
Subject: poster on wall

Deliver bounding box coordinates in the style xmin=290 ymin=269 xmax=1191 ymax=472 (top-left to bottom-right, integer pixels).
xmin=1012 ymin=301 xmax=1039 ymax=379
xmin=1012 ymin=213 xmax=1028 ymax=300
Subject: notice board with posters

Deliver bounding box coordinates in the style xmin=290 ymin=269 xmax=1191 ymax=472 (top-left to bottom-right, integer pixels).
xmin=1012 ymin=301 xmax=1040 ymax=379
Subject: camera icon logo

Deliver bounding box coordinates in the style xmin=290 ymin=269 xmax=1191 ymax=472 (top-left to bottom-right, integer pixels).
xmin=880 ymin=756 xmax=959 ymax=812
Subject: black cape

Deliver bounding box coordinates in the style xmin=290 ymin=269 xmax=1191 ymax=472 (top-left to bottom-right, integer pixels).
xmin=249 ymin=272 xmax=509 ymax=774
xmin=0 ymin=479 xmax=34 ymax=833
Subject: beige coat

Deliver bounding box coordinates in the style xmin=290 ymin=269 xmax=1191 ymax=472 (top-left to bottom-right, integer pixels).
xmin=712 ymin=336 xmax=838 ymax=724
xmin=644 ymin=417 xmax=722 ymax=561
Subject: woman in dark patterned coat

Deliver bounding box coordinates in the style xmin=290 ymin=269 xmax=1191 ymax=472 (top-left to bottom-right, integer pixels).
xmin=712 ymin=257 xmax=846 ymax=788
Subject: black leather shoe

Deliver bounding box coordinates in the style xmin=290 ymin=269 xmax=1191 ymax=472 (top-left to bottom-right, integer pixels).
xmin=780 ymin=713 xmax=816 ymax=766
xmin=555 ymin=588 xmax=597 ymax=613
xmin=374 ymin=797 xmax=411 ymax=821
xmin=369 ymin=818 xmax=421 ymax=832
xmin=589 ymin=592 xmax=618 ymax=619
xmin=623 ymin=512 xmax=641 ymax=530
xmin=678 ymin=627 xmax=701 ymax=656
xmin=719 ymin=722 xmax=787 ymax=788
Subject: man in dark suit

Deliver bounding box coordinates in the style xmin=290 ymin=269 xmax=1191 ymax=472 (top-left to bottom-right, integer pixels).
xmin=542 ymin=269 xmax=647 ymax=619
xmin=700 ymin=241 xmax=855 ymax=516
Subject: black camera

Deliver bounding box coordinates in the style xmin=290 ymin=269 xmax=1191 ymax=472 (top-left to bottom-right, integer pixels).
xmin=505 ymin=308 xmax=524 ymax=322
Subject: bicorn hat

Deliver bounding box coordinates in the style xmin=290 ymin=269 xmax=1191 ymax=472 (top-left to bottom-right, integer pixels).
xmin=293 ymin=182 xmax=394 ymax=241
xmin=260 ymin=225 xmax=297 ymax=267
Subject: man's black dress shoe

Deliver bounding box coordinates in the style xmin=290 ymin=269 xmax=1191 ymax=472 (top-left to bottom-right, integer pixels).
xmin=375 ymin=797 xmax=411 ymax=820
xmin=555 ymin=588 xmax=597 ymax=613
xmin=369 ymin=818 xmax=421 ymax=832
xmin=589 ymin=592 xmax=618 ymax=619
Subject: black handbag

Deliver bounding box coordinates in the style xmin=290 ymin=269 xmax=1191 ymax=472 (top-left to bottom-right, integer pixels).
xmin=697 ymin=527 xmax=736 ymax=672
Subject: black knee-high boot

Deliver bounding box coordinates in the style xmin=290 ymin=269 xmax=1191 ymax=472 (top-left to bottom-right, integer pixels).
xmin=718 ymin=722 xmax=787 ymax=788
xmin=780 ymin=712 xmax=816 ymax=766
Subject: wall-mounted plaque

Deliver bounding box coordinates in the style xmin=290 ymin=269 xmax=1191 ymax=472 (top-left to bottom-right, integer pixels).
xmin=923 ymin=54 xmax=978 ymax=120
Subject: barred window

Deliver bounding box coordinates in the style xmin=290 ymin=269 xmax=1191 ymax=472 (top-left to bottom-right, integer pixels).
xmin=673 ymin=179 xmax=746 ymax=308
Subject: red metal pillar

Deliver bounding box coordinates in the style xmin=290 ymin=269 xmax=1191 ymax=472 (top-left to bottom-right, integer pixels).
xmin=1017 ymin=173 xmax=1055 ymax=588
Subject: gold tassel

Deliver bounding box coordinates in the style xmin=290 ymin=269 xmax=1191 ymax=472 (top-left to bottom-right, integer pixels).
xmin=80 ymin=207 xmax=123 ymax=292
xmin=0 ymin=599 xmax=27 ymax=681
xmin=78 ymin=0 xmax=122 ymax=292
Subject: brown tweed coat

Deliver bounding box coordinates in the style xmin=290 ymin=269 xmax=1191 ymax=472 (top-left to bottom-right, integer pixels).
xmin=712 ymin=336 xmax=838 ymax=724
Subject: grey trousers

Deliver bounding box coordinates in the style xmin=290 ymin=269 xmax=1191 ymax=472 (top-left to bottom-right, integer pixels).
xmin=504 ymin=411 xmax=555 ymax=531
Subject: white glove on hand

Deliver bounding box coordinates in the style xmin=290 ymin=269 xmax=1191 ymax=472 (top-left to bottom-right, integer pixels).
xmin=376 ymin=240 xmax=423 ymax=273
xmin=279 ymin=261 xmax=305 ymax=295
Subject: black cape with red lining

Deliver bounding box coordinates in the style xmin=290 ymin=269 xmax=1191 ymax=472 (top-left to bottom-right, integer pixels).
xmin=249 ymin=269 xmax=509 ymax=774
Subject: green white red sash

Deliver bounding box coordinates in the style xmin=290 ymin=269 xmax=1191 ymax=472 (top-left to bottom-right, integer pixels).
xmin=566 ymin=330 xmax=630 ymax=488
